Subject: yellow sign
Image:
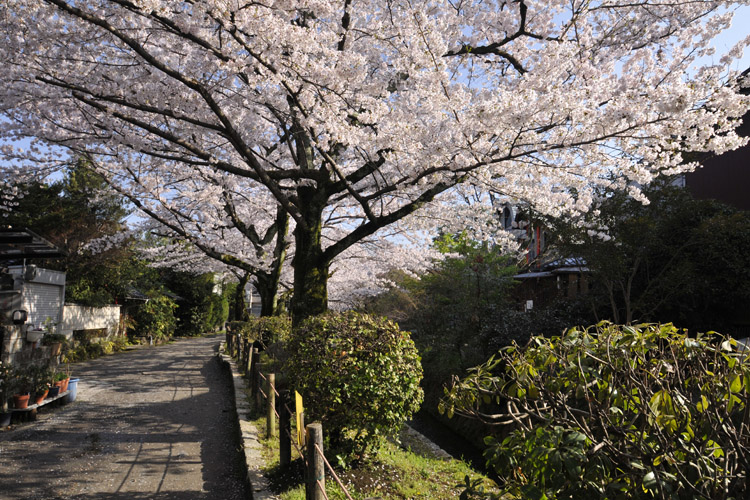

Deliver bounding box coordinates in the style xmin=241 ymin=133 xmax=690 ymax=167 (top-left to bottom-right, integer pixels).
xmin=295 ymin=391 xmax=305 ymax=446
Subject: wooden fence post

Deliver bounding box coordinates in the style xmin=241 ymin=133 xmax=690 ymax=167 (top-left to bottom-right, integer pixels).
xmin=246 ymin=347 xmax=256 ymax=383
xmin=242 ymin=338 xmax=250 ymax=373
xmin=245 ymin=340 xmax=252 ymax=372
xmin=235 ymin=333 xmax=241 ymax=358
xmin=279 ymin=390 xmax=291 ymax=467
xmin=306 ymin=422 xmax=325 ymax=500
xmin=266 ymin=373 xmax=276 ymax=438
xmin=252 ymin=351 xmax=262 ymax=409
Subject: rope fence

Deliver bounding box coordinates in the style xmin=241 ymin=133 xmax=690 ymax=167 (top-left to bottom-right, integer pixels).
xmin=226 ymin=333 xmax=353 ymax=500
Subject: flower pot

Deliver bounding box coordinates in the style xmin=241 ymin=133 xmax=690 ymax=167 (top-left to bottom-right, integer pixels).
xmin=54 ymin=377 xmax=70 ymax=392
xmin=0 ymin=411 xmax=11 ymax=427
xmin=65 ymin=378 xmax=79 ymax=403
xmin=48 ymin=386 xmax=60 ymax=398
xmin=13 ymin=393 xmax=30 ymax=409
xmin=26 ymin=330 xmax=45 ymax=343
xmin=50 ymin=342 xmax=62 ymax=356
xmin=34 ymin=390 xmax=49 ymax=405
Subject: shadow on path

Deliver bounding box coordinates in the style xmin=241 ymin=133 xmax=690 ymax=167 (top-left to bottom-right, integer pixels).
xmin=0 ymin=336 xmax=249 ymax=500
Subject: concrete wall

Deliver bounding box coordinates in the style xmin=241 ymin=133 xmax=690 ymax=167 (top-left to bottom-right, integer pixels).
xmin=0 ymin=324 xmax=58 ymax=367
xmin=60 ymin=304 xmax=121 ymax=340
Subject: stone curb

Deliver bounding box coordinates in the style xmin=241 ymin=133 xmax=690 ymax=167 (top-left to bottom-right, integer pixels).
xmin=218 ymin=343 xmax=279 ymax=500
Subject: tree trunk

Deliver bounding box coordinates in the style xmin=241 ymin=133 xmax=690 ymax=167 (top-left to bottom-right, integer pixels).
xmin=291 ymin=186 xmax=329 ymax=327
xmin=233 ymin=272 xmax=251 ymax=322
xmin=256 ymin=275 xmax=280 ymax=317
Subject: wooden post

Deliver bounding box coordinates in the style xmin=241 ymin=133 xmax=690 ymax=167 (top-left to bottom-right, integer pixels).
xmin=235 ymin=333 xmax=241 ymax=358
xmin=240 ymin=338 xmax=246 ymax=371
xmin=252 ymin=351 xmax=262 ymax=409
xmin=306 ymin=422 xmax=324 ymax=500
xmin=243 ymin=338 xmax=251 ymax=372
xmin=266 ymin=373 xmax=276 ymax=438
xmin=246 ymin=346 xmax=256 ymax=382
xmin=279 ymin=390 xmax=291 ymax=467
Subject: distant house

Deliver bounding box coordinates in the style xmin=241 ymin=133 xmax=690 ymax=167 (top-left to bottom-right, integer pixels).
xmin=494 ymin=203 xmax=589 ymax=310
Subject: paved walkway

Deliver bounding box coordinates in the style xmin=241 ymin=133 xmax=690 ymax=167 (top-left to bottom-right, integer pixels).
xmin=0 ymin=336 xmax=250 ymax=499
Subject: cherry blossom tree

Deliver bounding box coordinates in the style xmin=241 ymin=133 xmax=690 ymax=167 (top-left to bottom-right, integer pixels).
xmin=1 ymin=0 xmax=749 ymax=324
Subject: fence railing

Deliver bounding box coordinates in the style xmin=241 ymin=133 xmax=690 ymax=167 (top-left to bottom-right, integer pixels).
xmin=226 ymin=330 xmax=353 ymax=500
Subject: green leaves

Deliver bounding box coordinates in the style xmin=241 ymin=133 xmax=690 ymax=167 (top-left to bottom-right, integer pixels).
xmin=444 ymin=323 xmax=750 ymax=499
xmin=285 ymin=312 xmax=423 ymax=460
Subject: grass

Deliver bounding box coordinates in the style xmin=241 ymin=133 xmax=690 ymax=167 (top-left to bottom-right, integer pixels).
xmin=247 ymin=404 xmax=500 ymax=499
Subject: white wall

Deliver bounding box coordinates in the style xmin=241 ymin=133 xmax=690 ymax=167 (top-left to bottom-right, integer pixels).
xmin=60 ymin=304 xmax=121 ymax=339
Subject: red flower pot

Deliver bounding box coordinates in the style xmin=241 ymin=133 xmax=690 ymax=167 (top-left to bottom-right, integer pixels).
xmin=34 ymin=390 xmax=48 ymax=405
xmin=13 ymin=393 xmax=30 ymax=409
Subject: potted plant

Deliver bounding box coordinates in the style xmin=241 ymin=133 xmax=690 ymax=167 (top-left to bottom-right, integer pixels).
xmin=30 ymin=365 xmax=52 ymax=405
xmin=42 ymin=333 xmax=67 ymax=357
xmin=11 ymin=366 xmax=32 ymax=409
xmin=52 ymin=371 xmax=69 ymax=395
xmin=0 ymin=361 xmax=13 ymax=426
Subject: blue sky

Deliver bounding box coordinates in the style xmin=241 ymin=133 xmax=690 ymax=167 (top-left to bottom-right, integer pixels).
xmin=708 ymin=5 xmax=750 ymax=72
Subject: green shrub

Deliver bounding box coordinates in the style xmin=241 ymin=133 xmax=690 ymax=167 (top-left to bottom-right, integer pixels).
xmin=254 ymin=316 xmax=291 ymax=347
xmin=229 ymin=316 xmax=291 ymax=347
xmin=442 ymin=323 xmax=750 ymax=500
xmin=227 ymin=320 xmax=255 ymax=338
xmin=207 ymin=293 xmax=229 ymax=331
xmin=285 ymin=311 xmax=424 ymax=461
xmin=42 ymin=333 xmax=68 ymax=345
xmin=133 ymin=294 xmax=177 ymax=341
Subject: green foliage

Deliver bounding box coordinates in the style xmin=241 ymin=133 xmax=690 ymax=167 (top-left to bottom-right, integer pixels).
xmin=9 ymin=365 xmax=33 ymax=394
xmin=132 ymin=293 xmax=177 ymax=341
xmin=361 ymin=234 xmax=526 ymax=411
xmin=442 ymin=323 xmax=750 ymax=500
xmin=161 ymin=271 xmax=229 ymax=335
xmin=0 ymin=362 xmax=14 ymax=402
xmin=41 ymin=333 xmax=68 ymax=345
xmin=285 ymin=312 xmax=424 ymax=460
xmin=547 ymin=183 xmax=750 ymax=332
xmin=29 ymin=365 xmax=53 ymax=394
xmin=207 ymin=293 xmax=230 ymax=330
xmin=61 ymin=336 xmax=130 ymax=363
xmin=231 ymin=316 xmax=292 ymax=347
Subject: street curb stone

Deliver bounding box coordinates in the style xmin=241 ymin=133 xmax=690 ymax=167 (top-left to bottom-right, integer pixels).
xmin=218 ymin=343 xmax=279 ymax=500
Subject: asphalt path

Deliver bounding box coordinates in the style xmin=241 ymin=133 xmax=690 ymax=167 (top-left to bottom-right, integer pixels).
xmin=0 ymin=335 xmax=250 ymax=499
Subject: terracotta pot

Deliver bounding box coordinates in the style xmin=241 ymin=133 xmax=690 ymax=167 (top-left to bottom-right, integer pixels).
xmin=34 ymin=390 xmax=48 ymax=405
xmin=50 ymin=342 xmax=62 ymax=356
xmin=62 ymin=377 xmax=70 ymax=392
xmin=13 ymin=393 xmax=30 ymax=409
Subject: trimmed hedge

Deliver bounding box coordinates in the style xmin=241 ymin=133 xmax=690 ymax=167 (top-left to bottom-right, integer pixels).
xmin=285 ymin=311 xmax=424 ymax=461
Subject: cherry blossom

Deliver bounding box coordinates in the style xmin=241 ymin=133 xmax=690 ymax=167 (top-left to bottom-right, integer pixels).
xmin=1 ymin=0 xmax=748 ymax=323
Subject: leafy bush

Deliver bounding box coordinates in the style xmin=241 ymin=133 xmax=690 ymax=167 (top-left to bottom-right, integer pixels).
xmin=285 ymin=312 xmax=424 ymax=461
xmin=42 ymin=333 xmax=68 ymax=345
xmin=61 ymin=336 xmax=130 ymax=363
xmin=133 ymin=294 xmax=177 ymax=341
xmin=207 ymin=293 xmax=229 ymax=331
xmin=229 ymin=316 xmax=291 ymax=347
xmin=441 ymin=323 xmax=750 ymax=500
